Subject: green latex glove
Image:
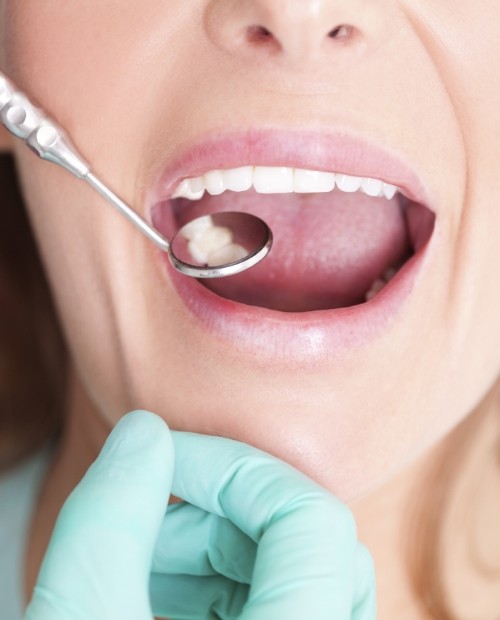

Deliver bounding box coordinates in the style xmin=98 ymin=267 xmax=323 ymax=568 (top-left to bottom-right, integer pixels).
xmin=24 ymin=411 xmax=376 ymax=620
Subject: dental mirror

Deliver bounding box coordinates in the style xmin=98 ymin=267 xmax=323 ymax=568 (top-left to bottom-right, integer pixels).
xmin=171 ymin=212 xmax=272 ymax=278
xmin=0 ymin=71 xmax=273 ymax=279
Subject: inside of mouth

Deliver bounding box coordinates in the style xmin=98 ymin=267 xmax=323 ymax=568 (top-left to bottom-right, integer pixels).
xmin=162 ymin=188 xmax=435 ymax=312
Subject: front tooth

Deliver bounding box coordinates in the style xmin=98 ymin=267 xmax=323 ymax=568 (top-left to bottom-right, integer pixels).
xmin=207 ymin=243 xmax=248 ymax=267
xmin=254 ymin=166 xmax=294 ymax=193
xmin=336 ymin=174 xmax=363 ymax=193
xmin=204 ymin=170 xmax=226 ymax=196
xmin=222 ymin=166 xmax=253 ymax=192
xmin=361 ymin=177 xmax=383 ymax=198
xmin=383 ymin=183 xmax=397 ymax=200
xmin=294 ymin=169 xmax=336 ymax=193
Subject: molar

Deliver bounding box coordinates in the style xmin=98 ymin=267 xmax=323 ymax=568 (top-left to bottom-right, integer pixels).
xmin=189 ymin=225 xmax=233 ymax=256
xmin=180 ymin=214 xmax=213 ymax=241
xmin=181 ymin=215 xmax=239 ymax=266
xmin=364 ymin=265 xmax=399 ymax=302
xmin=365 ymin=278 xmax=386 ymax=301
xmin=207 ymin=243 xmax=248 ymax=266
xmin=187 ymin=224 xmax=234 ymax=265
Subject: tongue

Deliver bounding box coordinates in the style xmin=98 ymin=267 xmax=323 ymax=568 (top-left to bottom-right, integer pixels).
xmin=175 ymin=188 xmax=411 ymax=312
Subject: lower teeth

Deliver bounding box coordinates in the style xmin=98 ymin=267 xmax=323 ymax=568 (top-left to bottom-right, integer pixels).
xmin=364 ymin=266 xmax=398 ymax=302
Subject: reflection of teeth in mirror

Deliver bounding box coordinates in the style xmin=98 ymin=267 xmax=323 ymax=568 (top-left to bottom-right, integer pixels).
xmin=207 ymin=243 xmax=248 ymax=266
xmin=193 ymin=226 xmax=233 ymax=254
xmin=187 ymin=239 xmax=211 ymax=265
xmin=180 ymin=215 xmax=214 ymax=241
xmin=187 ymin=225 xmax=234 ymax=264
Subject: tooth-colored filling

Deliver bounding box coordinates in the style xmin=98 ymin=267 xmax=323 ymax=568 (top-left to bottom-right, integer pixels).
xmin=180 ymin=214 xmax=247 ymax=266
xmin=171 ymin=166 xmax=399 ymax=201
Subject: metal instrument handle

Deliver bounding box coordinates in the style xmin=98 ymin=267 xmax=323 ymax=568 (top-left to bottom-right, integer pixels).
xmin=0 ymin=71 xmax=169 ymax=252
xmin=0 ymin=72 xmax=90 ymax=177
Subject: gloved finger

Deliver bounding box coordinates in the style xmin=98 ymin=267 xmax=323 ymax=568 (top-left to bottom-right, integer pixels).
xmin=352 ymin=543 xmax=377 ymax=620
xmin=171 ymin=433 xmax=364 ymax=620
xmin=149 ymin=572 xmax=249 ymax=620
xmin=152 ymin=502 xmax=256 ymax=584
xmin=24 ymin=411 xmax=174 ymax=620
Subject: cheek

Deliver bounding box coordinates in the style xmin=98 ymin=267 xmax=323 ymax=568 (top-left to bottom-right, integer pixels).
xmin=427 ymin=4 xmax=500 ymax=431
xmin=2 ymin=5 xmax=130 ymax=166
xmin=12 ymin=149 xmax=128 ymax=406
xmin=1 ymin=1 xmax=207 ymax=201
xmin=1 ymin=3 xmax=201 ymax=428
xmin=2 ymin=2 xmax=192 ymax=107
xmin=4 ymin=3 xmax=112 ymax=100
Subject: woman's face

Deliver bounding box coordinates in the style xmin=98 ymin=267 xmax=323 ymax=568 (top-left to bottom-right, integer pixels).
xmin=2 ymin=0 xmax=499 ymax=501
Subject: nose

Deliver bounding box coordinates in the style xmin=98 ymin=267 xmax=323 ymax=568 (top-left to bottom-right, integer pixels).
xmin=205 ymin=0 xmax=383 ymax=65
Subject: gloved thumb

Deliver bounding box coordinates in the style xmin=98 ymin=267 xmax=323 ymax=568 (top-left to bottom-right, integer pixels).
xmin=24 ymin=410 xmax=174 ymax=620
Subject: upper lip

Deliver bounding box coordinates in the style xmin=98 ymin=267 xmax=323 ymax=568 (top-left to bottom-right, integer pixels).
xmin=146 ymin=127 xmax=435 ymax=212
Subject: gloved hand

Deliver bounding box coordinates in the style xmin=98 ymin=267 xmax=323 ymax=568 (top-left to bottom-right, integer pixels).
xmin=24 ymin=411 xmax=376 ymax=620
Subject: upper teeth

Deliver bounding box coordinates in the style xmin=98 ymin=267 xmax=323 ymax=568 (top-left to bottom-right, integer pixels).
xmin=172 ymin=167 xmax=400 ymax=201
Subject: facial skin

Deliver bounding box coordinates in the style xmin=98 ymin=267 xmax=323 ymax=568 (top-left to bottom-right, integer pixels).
xmin=1 ymin=0 xmax=500 ymax=615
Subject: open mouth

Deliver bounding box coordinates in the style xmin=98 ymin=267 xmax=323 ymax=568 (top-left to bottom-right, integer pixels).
xmin=152 ymin=165 xmax=435 ymax=313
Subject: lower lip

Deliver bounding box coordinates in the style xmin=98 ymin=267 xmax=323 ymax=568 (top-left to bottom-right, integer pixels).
xmin=156 ymin=228 xmax=436 ymax=365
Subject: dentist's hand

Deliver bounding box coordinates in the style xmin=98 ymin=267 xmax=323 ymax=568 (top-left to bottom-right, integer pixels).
xmin=24 ymin=411 xmax=376 ymax=620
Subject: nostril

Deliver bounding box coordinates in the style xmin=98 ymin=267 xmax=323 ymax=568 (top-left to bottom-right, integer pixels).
xmin=246 ymin=24 xmax=275 ymax=45
xmin=246 ymin=23 xmax=355 ymax=50
xmin=328 ymin=24 xmax=354 ymax=41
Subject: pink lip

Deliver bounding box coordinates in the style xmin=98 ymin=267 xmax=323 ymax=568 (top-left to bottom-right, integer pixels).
xmin=161 ymin=241 xmax=433 ymax=364
xmin=146 ymin=128 xmax=436 ymax=209
xmin=147 ymin=128 xmax=438 ymax=364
